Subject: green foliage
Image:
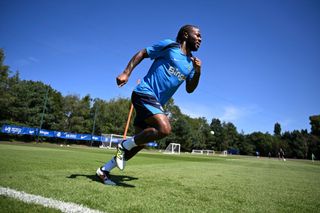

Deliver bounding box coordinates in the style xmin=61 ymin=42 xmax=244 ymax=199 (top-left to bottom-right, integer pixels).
xmin=222 ymin=122 xmax=238 ymax=150
xmin=189 ymin=117 xmax=212 ymax=150
xmin=10 ymin=81 xmax=47 ymax=127
xmin=0 ymin=48 xmax=319 ymax=159
xmin=101 ymin=97 xmax=133 ymax=135
xmin=170 ymin=115 xmax=194 ymax=151
xmin=274 ymin=122 xmax=281 ymax=136
xmin=310 ymin=115 xmax=320 ymax=136
xmin=283 ymin=130 xmax=309 ymax=159
xmin=247 ymin=132 xmax=273 ymax=156
xmin=237 ymin=133 xmax=255 ymax=155
xmin=210 ymin=118 xmax=223 ymax=150
xmin=0 ymin=49 xmax=16 ymax=123
xmin=61 ymin=94 xmax=92 ymax=133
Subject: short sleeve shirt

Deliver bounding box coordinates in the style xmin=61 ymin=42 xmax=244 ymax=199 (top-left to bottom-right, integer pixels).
xmin=134 ymin=39 xmax=195 ymax=106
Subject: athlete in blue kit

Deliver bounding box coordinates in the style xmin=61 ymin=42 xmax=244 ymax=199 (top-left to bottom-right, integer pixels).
xmin=97 ymin=25 xmax=202 ymax=185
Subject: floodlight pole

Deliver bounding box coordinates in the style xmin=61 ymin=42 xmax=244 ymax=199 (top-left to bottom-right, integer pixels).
xmin=37 ymin=86 xmax=49 ymax=142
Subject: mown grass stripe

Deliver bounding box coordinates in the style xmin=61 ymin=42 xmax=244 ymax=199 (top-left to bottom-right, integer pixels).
xmin=0 ymin=186 xmax=104 ymax=213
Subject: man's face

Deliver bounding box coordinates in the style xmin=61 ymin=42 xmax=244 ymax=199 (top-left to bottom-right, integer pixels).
xmin=186 ymin=27 xmax=202 ymax=51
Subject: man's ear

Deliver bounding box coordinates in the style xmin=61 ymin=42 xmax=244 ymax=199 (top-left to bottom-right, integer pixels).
xmin=184 ymin=31 xmax=188 ymax=39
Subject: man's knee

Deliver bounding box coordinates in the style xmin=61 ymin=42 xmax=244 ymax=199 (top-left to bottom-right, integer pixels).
xmin=144 ymin=113 xmax=172 ymax=139
xmin=158 ymin=124 xmax=171 ymax=138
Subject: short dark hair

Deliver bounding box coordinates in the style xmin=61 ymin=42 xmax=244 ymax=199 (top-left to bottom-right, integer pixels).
xmin=176 ymin=24 xmax=199 ymax=43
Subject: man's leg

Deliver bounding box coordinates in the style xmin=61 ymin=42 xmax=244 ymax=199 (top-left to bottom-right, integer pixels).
xmin=124 ymin=146 xmax=145 ymax=160
xmin=116 ymin=114 xmax=171 ymax=169
xmin=122 ymin=113 xmax=171 ymax=150
xmin=134 ymin=113 xmax=171 ymax=145
xmin=122 ymin=114 xmax=171 ymax=151
xmin=124 ymin=126 xmax=144 ymax=161
xmin=97 ymin=104 xmax=171 ymax=183
xmin=96 ymin=157 xmax=117 ymax=185
xmin=116 ymin=91 xmax=171 ymax=169
xmin=96 ymin=126 xmax=142 ymax=185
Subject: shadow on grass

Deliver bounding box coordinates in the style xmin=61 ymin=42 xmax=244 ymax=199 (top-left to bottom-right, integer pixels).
xmin=67 ymin=173 xmax=138 ymax=188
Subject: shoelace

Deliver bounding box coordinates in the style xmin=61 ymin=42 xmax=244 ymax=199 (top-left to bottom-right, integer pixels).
xmin=116 ymin=147 xmax=124 ymax=160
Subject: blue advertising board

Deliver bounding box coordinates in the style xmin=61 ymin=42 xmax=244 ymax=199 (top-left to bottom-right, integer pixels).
xmin=1 ymin=124 xmax=101 ymax=141
xmin=1 ymin=124 xmax=158 ymax=147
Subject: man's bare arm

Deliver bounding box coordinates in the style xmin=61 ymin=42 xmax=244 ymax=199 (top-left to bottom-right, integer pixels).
xmin=116 ymin=49 xmax=148 ymax=87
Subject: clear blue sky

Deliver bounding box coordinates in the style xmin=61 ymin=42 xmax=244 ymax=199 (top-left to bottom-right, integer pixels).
xmin=1 ymin=0 xmax=319 ymax=134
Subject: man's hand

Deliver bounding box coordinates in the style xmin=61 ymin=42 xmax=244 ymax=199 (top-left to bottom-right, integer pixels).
xmin=116 ymin=72 xmax=129 ymax=87
xmin=191 ymin=57 xmax=201 ymax=74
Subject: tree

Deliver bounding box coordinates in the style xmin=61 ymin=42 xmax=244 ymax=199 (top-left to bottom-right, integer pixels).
xmin=63 ymin=95 xmax=81 ymax=132
xmin=310 ymin=115 xmax=320 ymax=136
xmin=274 ymin=122 xmax=281 ymax=136
xmin=102 ymin=97 xmax=133 ymax=135
xmin=246 ymin=132 xmax=273 ymax=156
xmin=0 ymin=49 xmax=16 ymax=123
xmin=222 ymin=122 xmax=239 ymax=151
xmin=238 ymin=133 xmax=254 ymax=155
xmin=61 ymin=94 xmax=92 ymax=133
xmin=187 ymin=116 xmax=210 ymax=150
xmin=210 ymin=118 xmax=223 ymax=151
xmin=308 ymin=134 xmax=320 ymax=160
xmin=292 ymin=130 xmax=308 ymax=158
xmin=47 ymin=88 xmax=65 ymax=130
xmin=168 ymin=114 xmax=193 ymax=151
xmin=8 ymin=81 xmax=47 ymax=127
xmin=160 ymin=99 xmax=205 ymax=151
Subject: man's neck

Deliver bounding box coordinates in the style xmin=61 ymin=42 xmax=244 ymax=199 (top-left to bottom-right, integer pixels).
xmin=180 ymin=42 xmax=191 ymax=56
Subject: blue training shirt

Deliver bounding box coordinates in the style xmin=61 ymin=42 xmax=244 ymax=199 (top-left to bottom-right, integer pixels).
xmin=134 ymin=39 xmax=195 ymax=106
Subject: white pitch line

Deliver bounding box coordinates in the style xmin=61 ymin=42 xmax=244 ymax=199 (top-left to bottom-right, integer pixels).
xmin=0 ymin=186 xmax=105 ymax=213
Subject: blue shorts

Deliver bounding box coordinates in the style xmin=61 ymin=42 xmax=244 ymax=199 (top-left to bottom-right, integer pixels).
xmin=131 ymin=91 xmax=165 ymax=128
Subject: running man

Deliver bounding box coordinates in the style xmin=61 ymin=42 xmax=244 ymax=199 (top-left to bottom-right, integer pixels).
xmin=312 ymin=153 xmax=316 ymax=163
xmin=279 ymin=148 xmax=286 ymax=161
xmin=97 ymin=25 xmax=202 ymax=185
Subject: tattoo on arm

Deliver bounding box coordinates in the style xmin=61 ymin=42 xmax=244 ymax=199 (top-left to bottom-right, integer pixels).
xmin=125 ymin=49 xmax=147 ymax=75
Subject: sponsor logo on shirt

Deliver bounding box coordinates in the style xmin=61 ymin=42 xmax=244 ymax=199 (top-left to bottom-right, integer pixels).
xmin=168 ymin=66 xmax=186 ymax=81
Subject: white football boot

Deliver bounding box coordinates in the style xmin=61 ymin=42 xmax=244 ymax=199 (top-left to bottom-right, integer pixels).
xmin=115 ymin=141 xmax=127 ymax=170
xmin=96 ymin=167 xmax=116 ymax=186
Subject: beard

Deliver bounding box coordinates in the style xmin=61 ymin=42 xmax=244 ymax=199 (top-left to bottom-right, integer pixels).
xmin=189 ymin=44 xmax=199 ymax=52
xmin=187 ymin=39 xmax=199 ymax=52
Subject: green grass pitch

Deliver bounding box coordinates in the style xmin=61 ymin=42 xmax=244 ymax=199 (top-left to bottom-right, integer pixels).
xmin=0 ymin=142 xmax=319 ymax=213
